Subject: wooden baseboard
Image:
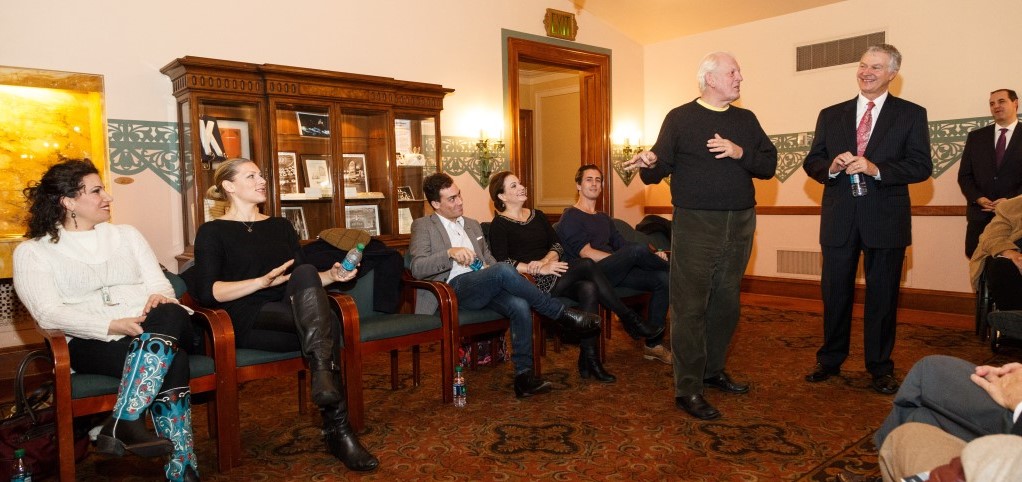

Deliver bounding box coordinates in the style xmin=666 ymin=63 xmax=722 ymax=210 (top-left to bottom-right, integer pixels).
xmin=740 ymin=275 xmax=974 ymax=315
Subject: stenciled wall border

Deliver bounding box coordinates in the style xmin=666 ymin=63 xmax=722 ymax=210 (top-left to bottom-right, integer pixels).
xmin=107 ymin=115 xmax=1016 ymax=190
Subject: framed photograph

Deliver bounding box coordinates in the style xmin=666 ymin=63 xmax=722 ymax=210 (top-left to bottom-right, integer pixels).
xmin=345 ymin=204 xmax=380 ymax=236
xmin=277 ymin=152 xmax=299 ymax=195
xmin=296 ymin=112 xmax=330 ymax=137
xmin=302 ymin=155 xmax=332 ymax=195
xmin=342 ymin=153 xmax=369 ymax=196
xmin=282 ymin=206 xmax=309 ymax=239
xmin=216 ymin=120 xmax=251 ymax=159
xmin=397 ymin=185 xmax=414 ymax=201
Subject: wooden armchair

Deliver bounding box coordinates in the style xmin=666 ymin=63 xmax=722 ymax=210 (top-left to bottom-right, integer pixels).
xmin=40 ymin=273 xmax=237 ymax=482
xmin=328 ymin=269 xmax=452 ymax=432
xmin=179 ymin=293 xmax=306 ymax=465
xmin=402 ymin=252 xmax=543 ymax=393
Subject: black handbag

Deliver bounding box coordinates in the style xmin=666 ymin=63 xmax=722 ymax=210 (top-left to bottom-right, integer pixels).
xmin=0 ymin=349 xmax=89 ymax=480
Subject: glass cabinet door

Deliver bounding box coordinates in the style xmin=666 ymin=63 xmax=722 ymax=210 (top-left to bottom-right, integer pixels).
xmin=184 ymin=99 xmax=262 ymax=244
xmin=393 ymin=115 xmax=437 ymax=234
xmin=339 ymin=109 xmax=391 ymax=236
xmin=271 ymin=102 xmax=334 ymax=240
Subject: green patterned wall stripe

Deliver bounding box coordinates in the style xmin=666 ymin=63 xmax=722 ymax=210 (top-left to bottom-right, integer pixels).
xmin=106 ymin=116 xmax=1018 ymax=190
xmin=768 ymin=115 xmax=1022 ymax=183
xmin=108 ymin=119 xmax=181 ymax=191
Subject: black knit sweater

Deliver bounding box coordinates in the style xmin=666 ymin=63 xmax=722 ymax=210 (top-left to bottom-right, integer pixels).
xmin=643 ymin=99 xmax=778 ymax=211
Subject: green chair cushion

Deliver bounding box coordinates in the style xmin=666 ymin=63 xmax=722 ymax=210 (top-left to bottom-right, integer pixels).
xmin=359 ymin=313 xmax=442 ymax=341
xmin=457 ymin=308 xmax=506 ymax=326
xmin=71 ymin=354 xmax=215 ymax=399
xmin=235 ymin=349 xmax=302 ymax=367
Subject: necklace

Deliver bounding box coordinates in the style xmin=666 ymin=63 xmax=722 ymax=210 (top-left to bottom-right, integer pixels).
xmin=240 ymin=220 xmax=254 ymax=232
xmin=87 ymin=262 xmax=120 ymax=306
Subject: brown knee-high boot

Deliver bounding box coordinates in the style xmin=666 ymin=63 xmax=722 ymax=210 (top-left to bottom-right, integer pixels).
xmin=291 ymin=286 xmax=342 ymax=406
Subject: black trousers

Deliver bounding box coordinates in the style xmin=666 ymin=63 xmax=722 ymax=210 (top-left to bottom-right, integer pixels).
xmin=68 ymin=303 xmax=193 ymax=391
xmin=239 ymin=263 xmax=341 ymax=352
xmin=819 ymin=231 xmax=905 ymax=377
xmin=984 ymin=256 xmax=1022 ymax=311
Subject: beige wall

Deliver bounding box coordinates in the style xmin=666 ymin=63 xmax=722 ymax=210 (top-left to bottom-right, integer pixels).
xmin=640 ymin=0 xmax=1021 ymax=294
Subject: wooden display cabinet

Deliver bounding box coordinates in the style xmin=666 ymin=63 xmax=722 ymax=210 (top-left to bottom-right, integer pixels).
xmin=162 ymin=56 xmax=451 ymax=248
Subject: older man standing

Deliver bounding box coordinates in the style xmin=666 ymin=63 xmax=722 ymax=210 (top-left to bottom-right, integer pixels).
xmin=802 ymin=44 xmax=933 ymax=395
xmin=625 ymin=52 xmax=777 ymax=420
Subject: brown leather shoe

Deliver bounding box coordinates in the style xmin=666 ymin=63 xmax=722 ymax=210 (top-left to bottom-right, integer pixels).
xmin=675 ymin=394 xmax=721 ymax=420
xmin=805 ymin=363 xmax=840 ymax=383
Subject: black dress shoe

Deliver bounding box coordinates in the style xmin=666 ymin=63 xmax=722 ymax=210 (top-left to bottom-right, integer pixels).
xmin=703 ymin=372 xmax=750 ymax=394
xmin=805 ymin=363 xmax=840 ymax=383
xmin=675 ymin=394 xmax=721 ymax=420
xmin=621 ymin=311 xmax=665 ymax=340
xmin=514 ymin=370 xmax=553 ymax=398
xmin=557 ymin=308 xmax=601 ymax=333
xmin=871 ymin=374 xmax=900 ymax=394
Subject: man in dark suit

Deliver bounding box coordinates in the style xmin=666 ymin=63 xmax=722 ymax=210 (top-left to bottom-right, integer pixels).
xmin=802 ymin=44 xmax=933 ymax=394
xmin=958 ymin=88 xmax=1022 ymax=258
xmin=408 ymin=173 xmax=600 ymax=399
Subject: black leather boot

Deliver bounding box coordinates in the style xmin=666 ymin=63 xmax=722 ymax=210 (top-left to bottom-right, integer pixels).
xmin=292 ymin=287 xmax=343 ymax=407
xmin=620 ymin=311 xmax=664 ymax=340
xmin=557 ymin=307 xmax=601 ymax=334
xmin=577 ymin=337 xmax=615 ymax=383
xmin=321 ymin=401 xmax=380 ymax=472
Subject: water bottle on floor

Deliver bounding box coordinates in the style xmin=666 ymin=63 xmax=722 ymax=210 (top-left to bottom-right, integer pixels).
xmin=453 ymin=366 xmax=467 ymax=407
xmin=340 ymin=243 xmax=366 ymax=274
xmin=10 ymin=448 xmax=32 ymax=482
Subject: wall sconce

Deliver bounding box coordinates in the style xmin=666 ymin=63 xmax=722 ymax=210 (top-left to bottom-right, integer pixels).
xmin=615 ymin=139 xmax=642 ymax=186
xmin=474 ymin=136 xmax=505 ymax=186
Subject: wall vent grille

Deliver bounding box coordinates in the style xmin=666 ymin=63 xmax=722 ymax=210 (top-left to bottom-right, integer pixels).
xmin=796 ymin=32 xmax=886 ymax=72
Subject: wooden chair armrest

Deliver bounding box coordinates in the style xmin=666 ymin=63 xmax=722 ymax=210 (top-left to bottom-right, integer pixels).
xmin=401 ymin=271 xmax=457 ymax=313
xmin=33 ymin=324 xmax=71 ymax=377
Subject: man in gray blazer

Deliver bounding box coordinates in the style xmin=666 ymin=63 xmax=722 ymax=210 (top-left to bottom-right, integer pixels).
xmin=802 ymin=44 xmax=933 ymax=394
xmin=409 ymin=173 xmax=600 ymax=398
xmin=875 ymin=354 xmax=1022 ymax=446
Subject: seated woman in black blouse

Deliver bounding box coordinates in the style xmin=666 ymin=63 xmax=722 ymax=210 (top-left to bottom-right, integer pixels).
xmin=487 ymin=171 xmax=661 ymax=382
xmin=190 ymin=158 xmax=377 ymax=472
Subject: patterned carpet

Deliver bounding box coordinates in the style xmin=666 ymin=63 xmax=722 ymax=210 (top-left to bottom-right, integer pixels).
xmin=73 ymin=305 xmax=1018 ymax=481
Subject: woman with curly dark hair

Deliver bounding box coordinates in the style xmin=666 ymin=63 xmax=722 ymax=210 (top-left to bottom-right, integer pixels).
xmin=13 ymin=159 xmax=200 ymax=481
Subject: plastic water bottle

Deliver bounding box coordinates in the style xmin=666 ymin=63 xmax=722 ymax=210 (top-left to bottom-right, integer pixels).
xmin=10 ymin=448 xmax=32 ymax=482
xmin=850 ymin=173 xmax=868 ymax=197
xmin=469 ymin=258 xmax=483 ymax=271
xmin=340 ymin=243 xmax=365 ymax=274
xmin=453 ymin=366 xmax=467 ymax=407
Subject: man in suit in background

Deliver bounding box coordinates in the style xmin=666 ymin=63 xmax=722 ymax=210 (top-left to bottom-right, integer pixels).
xmin=802 ymin=44 xmax=933 ymax=395
xmin=958 ymin=88 xmax=1022 ymax=258
xmin=409 ymin=173 xmax=600 ymax=399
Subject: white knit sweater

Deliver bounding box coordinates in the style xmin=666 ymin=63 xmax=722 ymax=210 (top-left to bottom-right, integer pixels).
xmin=13 ymin=223 xmax=175 ymax=342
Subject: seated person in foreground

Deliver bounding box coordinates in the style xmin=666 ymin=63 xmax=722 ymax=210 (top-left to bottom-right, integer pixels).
xmin=409 ymin=173 xmax=601 ymax=398
xmin=874 ymin=354 xmax=1022 ymax=475
xmin=556 ymin=165 xmax=669 ymax=362
xmin=879 ymin=422 xmax=1022 ymax=482
xmin=13 ymin=159 xmax=199 ymax=481
xmin=969 ymin=194 xmax=1022 ymax=310
xmin=488 ymin=171 xmax=659 ymax=383
xmin=190 ymin=158 xmax=377 ymax=472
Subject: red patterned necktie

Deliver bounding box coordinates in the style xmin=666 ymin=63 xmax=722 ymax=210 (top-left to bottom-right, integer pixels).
xmin=995 ymin=127 xmax=1008 ymax=168
xmin=856 ymin=101 xmax=875 ymax=156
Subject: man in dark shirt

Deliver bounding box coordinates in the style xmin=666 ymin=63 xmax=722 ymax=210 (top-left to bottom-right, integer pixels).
xmin=624 ymin=51 xmax=777 ymax=420
xmin=557 ymin=165 xmax=669 ymax=362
